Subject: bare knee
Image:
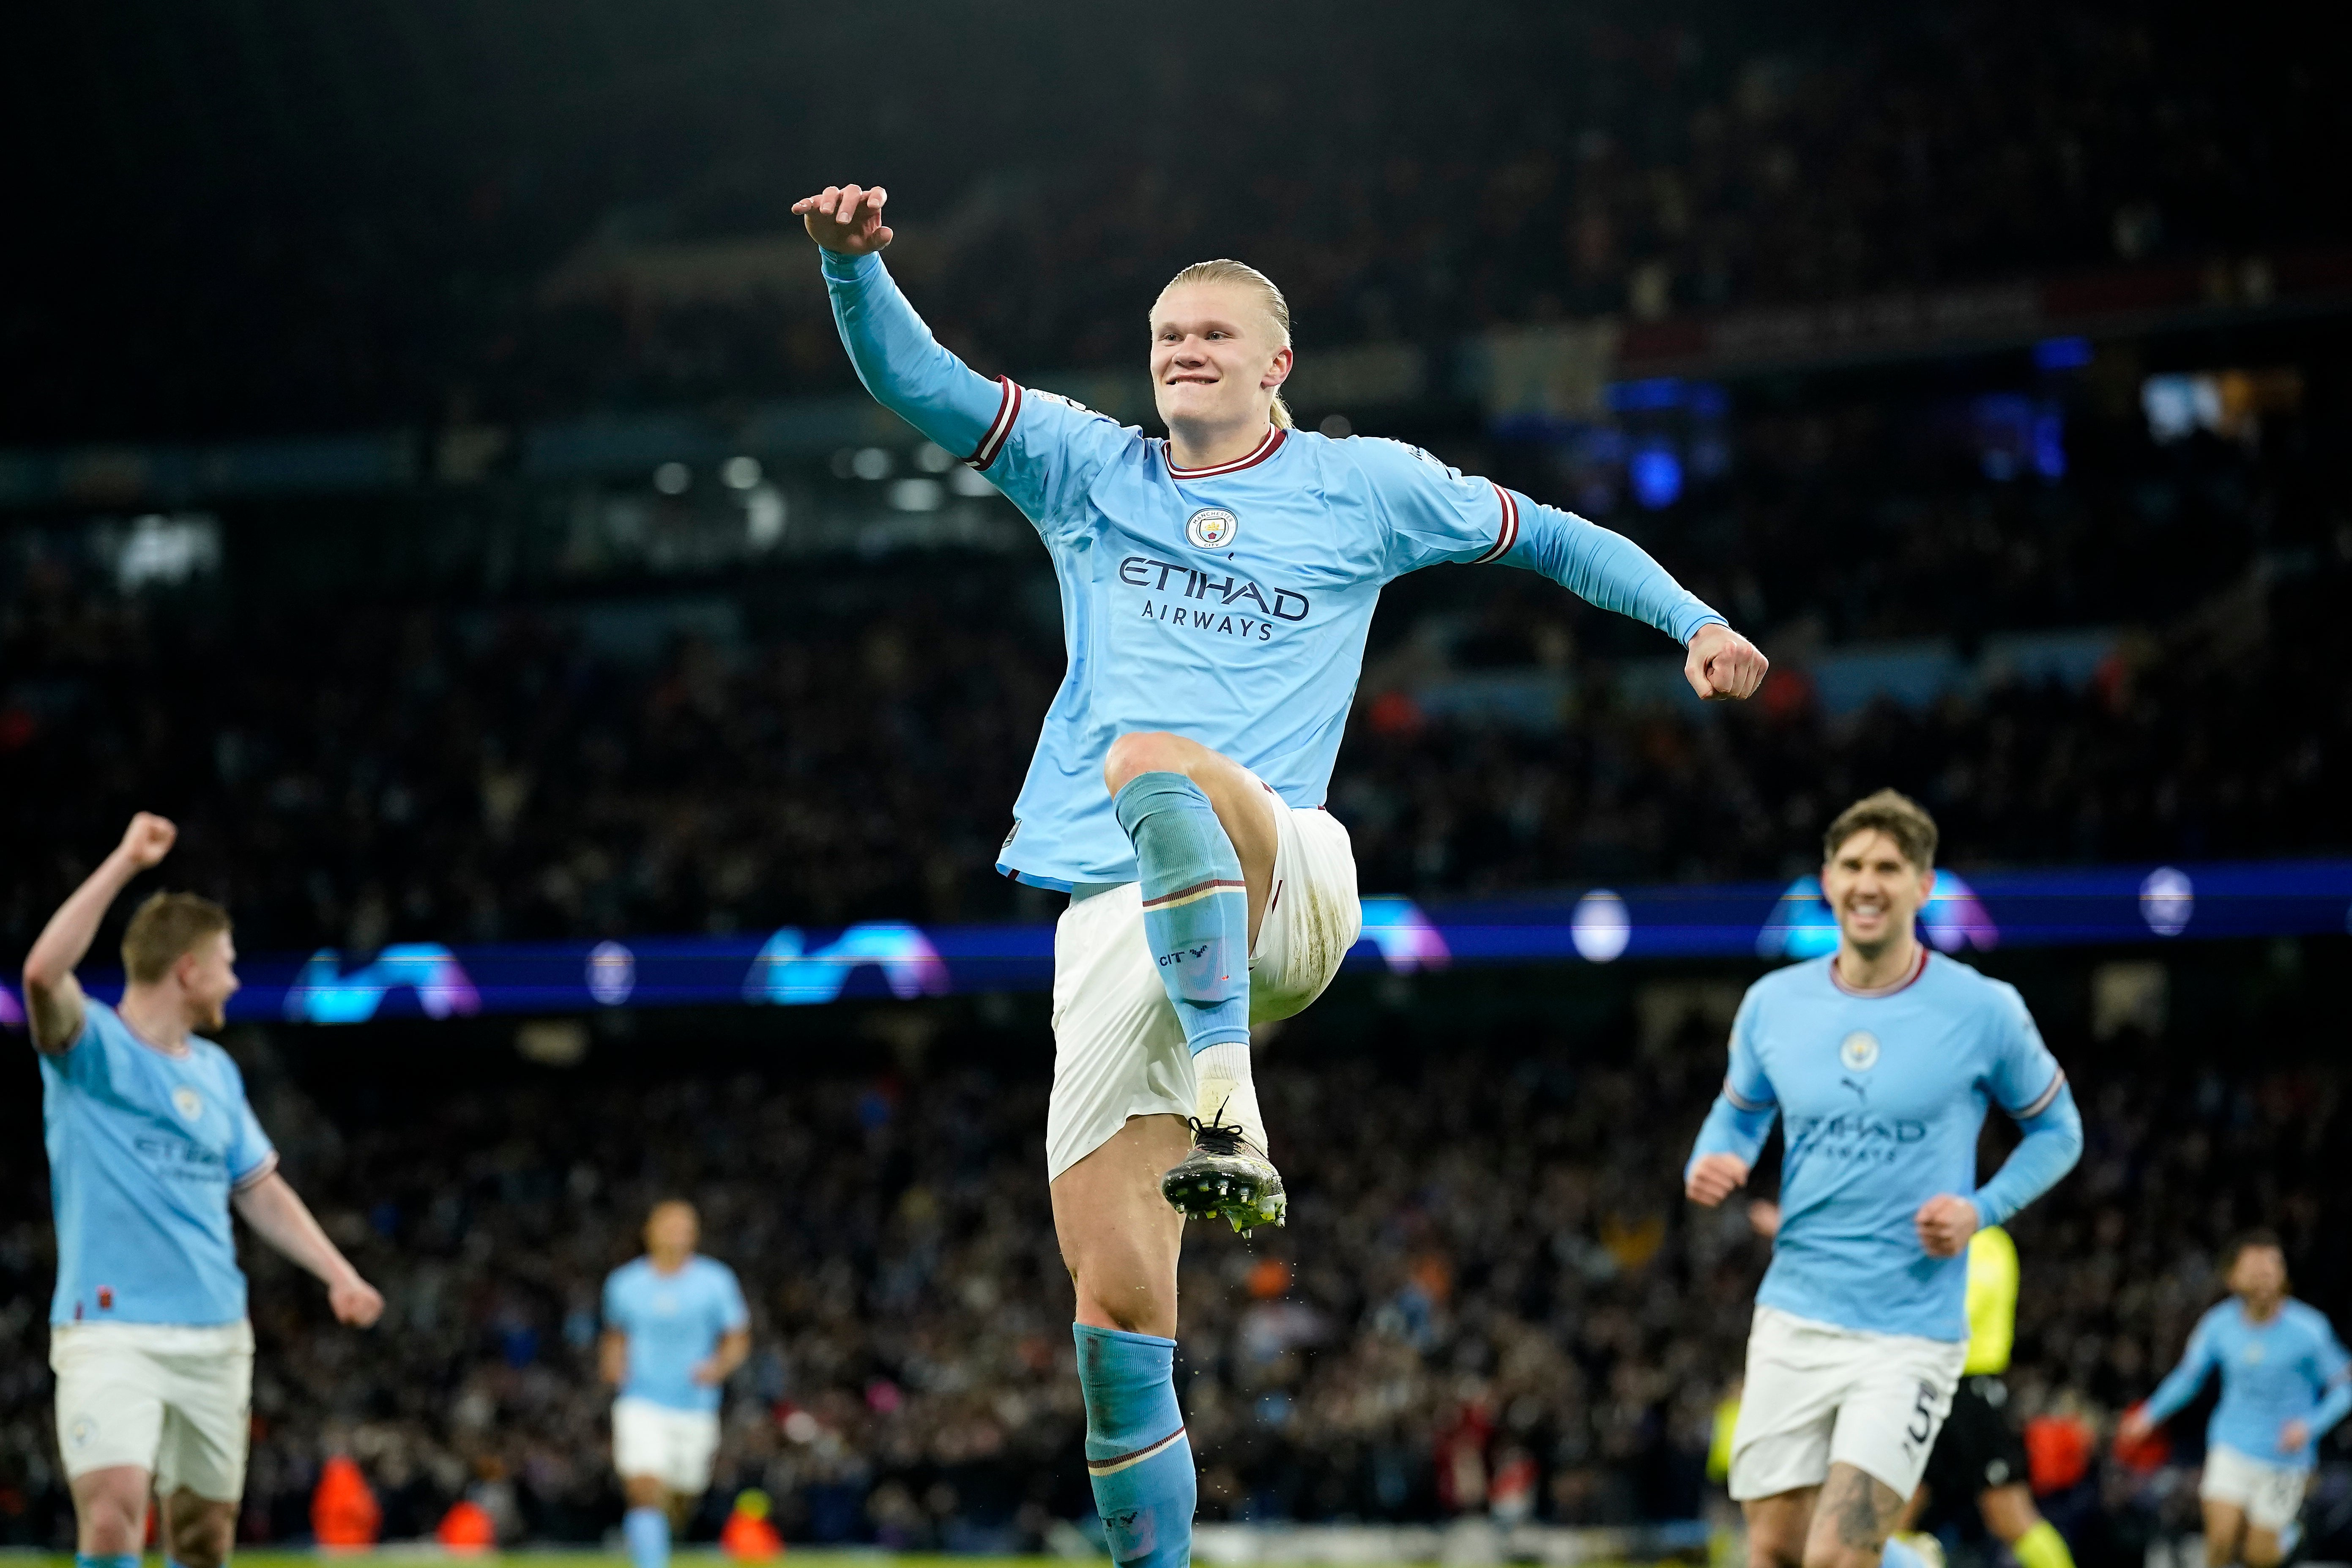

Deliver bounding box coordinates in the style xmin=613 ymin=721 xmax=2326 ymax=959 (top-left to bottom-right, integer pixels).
xmin=164 ymin=1492 xmax=236 ymax=1568
xmin=1744 ymin=1496 xmax=1813 ymax=1568
xmin=1103 ymin=731 xmax=1201 ymax=796
xmin=72 ymin=1469 xmax=150 ymax=1555
xmin=2243 ymin=1534 xmax=2285 ymax=1568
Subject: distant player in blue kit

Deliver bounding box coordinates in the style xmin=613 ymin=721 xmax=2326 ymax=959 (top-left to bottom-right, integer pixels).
xmin=2118 ymin=1231 xmax=2351 ymax=1568
xmin=22 ymin=813 xmax=385 ymax=1568
xmin=1684 ymin=791 xmax=2084 ymax=1568
xmin=601 ymin=1200 xmax=750 ymax=1568
xmin=795 ymin=181 xmax=1768 ymax=1568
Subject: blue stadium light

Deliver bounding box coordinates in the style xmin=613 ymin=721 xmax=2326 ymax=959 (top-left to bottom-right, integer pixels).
xmin=1605 ymin=377 xmax=1685 ymax=413
xmin=2034 ymin=336 xmax=2094 ymax=372
xmin=1629 ymin=443 xmax=1684 ymax=509
xmin=5 ymin=858 xmax=2342 ymax=1027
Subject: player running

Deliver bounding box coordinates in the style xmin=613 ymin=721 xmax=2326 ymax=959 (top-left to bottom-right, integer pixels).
xmin=22 ymin=813 xmax=384 ymax=1568
xmin=1685 ymin=790 xmax=2083 ymax=1568
xmin=1754 ymin=1202 xmax=2081 ymax=1568
xmin=2117 ymin=1231 xmax=2352 ymax=1568
xmin=796 ymin=181 xmax=1767 ymax=1568
xmin=600 ymin=1199 xmax=751 ymax=1568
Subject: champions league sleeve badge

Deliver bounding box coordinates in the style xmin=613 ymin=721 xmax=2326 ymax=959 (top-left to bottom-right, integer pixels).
xmin=1185 ymin=507 xmax=1239 ymax=550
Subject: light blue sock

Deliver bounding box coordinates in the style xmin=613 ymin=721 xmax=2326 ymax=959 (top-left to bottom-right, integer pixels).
xmin=77 ymin=1555 xmax=140 ymax=1568
xmin=1881 ymin=1537 xmax=1928 ymax=1568
xmin=1114 ymin=772 xmax=1250 ymax=1057
xmin=1076 ymin=1324 xmax=1195 ymax=1568
xmin=624 ymin=1505 xmax=670 ymax=1568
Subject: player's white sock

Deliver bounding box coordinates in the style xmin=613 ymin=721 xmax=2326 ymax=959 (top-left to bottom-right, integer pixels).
xmin=1193 ymin=1041 xmax=1267 ymax=1155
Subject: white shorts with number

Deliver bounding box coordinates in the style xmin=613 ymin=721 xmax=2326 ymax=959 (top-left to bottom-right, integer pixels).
xmin=1728 ymin=1305 xmax=1968 ymax=1501
xmin=1044 ymin=780 xmax=1362 ymax=1181
xmin=612 ymin=1396 xmax=721 ymax=1494
xmin=51 ymin=1321 xmax=255 ymax=1501
xmin=2200 ymin=1444 xmax=2308 ymax=1533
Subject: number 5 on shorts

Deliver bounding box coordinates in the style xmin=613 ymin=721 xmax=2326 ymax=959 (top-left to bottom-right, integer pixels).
xmin=1907 ymin=1381 xmax=1938 ymax=1445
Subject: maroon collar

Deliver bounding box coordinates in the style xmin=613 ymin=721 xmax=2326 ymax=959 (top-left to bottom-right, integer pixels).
xmin=1165 ymin=426 xmax=1285 ymax=479
xmin=1830 ymin=944 xmax=1929 ymax=998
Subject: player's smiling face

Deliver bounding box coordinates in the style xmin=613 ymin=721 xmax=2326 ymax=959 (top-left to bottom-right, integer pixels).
xmin=1821 ymin=829 xmax=1934 ymax=955
xmin=1149 ymin=282 xmax=1291 ymax=433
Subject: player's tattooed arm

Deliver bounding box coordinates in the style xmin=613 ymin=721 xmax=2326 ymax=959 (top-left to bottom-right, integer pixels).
xmin=21 ymin=813 xmax=178 ymax=1054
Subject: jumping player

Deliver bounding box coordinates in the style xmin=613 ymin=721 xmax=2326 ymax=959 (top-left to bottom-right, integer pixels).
xmin=2118 ymin=1231 xmax=2352 ymax=1568
xmin=22 ymin=813 xmax=385 ymax=1568
xmin=601 ymin=1199 xmax=751 ymax=1568
xmin=1685 ymin=790 xmax=2083 ymax=1568
xmin=796 ymin=181 xmax=1767 ymax=1568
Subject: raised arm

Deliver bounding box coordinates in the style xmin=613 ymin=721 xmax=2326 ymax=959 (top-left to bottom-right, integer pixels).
xmin=794 ymin=183 xmax=1006 ymax=460
xmin=21 ymin=813 xmax=177 ymax=1053
xmin=232 ymin=1170 xmax=385 ymax=1326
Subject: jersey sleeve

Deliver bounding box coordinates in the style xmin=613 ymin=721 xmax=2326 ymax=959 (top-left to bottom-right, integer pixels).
xmin=2143 ymin=1308 xmax=2223 ymax=1424
xmin=602 ymin=1270 xmax=629 ymax=1333
xmin=1983 ymin=982 xmax=2066 ymax=1118
xmin=716 ymin=1264 xmax=751 ymax=1332
xmin=821 ymin=250 xmax=1130 ymax=547
xmin=224 ymin=1062 xmax=279 ymax=1190
xmin=1686 ymin=988 xmax=1779 ymax=1177
xmin=2307 ymin=1312 xmax=2352 ymax=1439
xmin=1353 ymin=438 xmax=1726 ymax=645
xmin=980 ymin=384 xmax=1136 ymax=545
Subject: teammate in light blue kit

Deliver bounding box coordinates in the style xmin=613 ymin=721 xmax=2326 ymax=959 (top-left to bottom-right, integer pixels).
xmin=2119 ymin=1232 xmax=2352 ymax=1568
xmin=796 ymin=181 xmax=1769 ymax=1568
xmin=1685 ymin=791 xmax=2082 ymax=1568
xmin=600 ymin=1200 xmax=751 ymax=1568
xmin=23 ymin=813 xmax=384 ymax=1568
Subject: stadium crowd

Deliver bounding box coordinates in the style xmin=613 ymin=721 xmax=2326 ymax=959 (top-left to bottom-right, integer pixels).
xmin=0 ymin=1002 xmax=2342 ymax=1553
xmin=2 ymin=495 xmax=2339 ymax=955
xmin=10 ymin=0 xmax=2335 ymax=441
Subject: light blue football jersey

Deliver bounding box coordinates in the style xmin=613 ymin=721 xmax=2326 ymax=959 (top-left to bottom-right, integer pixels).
xmin=41 ymin=998 xmax=278 ymax=1326
xmin=2144 ymin=1298 xmax=2352 ymax=1470
xmin=1687 ymin=951 xmax=2082 ymax=1341
xmin=603 ymin=1254 xmax=749 ymax=1413
xmin=822 ymin=249 xmax=1725 ymax=889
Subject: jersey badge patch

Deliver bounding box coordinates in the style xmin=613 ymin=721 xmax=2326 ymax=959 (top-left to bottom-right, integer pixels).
xmin=1185 ymin=507 xmax=1239 ymax=550
xmin=172 ymin=1086 xmax=205 ymax=1123
xmin=1838 ymin=1031 xmax=1881 ymax=1071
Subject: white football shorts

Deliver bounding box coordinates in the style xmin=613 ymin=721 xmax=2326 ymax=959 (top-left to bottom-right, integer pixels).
xmin=2200 ymin=1444 xmax=2308 ymax=1533
xmin=1728 ymin=1304 xmax=1968 ymax=1502
xmin=1044 ymin=778 xmax=1362 ymax=1181
xmin=612 ymin=1396 xmax=722 ymax=1494
xmin=51 ymin=1321 xmax=255 ymax=1501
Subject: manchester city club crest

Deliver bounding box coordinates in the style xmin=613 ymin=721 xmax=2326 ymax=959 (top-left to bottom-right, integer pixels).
xmin=172 ymin=1085 xmax=205 ymax=1122
xmin=1185 ymin=507 xmax=1239 ymax=550
xmin=1838 ymin=1030 xmax=1881 ymax=1071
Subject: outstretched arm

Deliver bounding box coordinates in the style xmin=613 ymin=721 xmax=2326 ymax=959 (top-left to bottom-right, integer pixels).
xmin=1504 ymin=504 xmax=1767 ymax=699
xmin=2131 ymin=1318 xmax=2221 ymax=1432
xmin=232 ymin=1171 xmax=385 ymax=1326
xmin=795 ymin=183 xmax=1006 ymax=460
xmin=21 ymin=813 xmax=178 ymax=1054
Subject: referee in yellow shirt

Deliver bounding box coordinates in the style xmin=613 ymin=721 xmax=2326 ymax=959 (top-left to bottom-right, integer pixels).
xmin=1743 ymin=1208 xmax=2077 ymax=1568
xmin=1901 ymin=1224 xmax=2077 ymax=1568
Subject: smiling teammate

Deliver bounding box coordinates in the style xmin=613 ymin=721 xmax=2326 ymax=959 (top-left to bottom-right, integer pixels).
xmin=2118 ymin=1232 xmax=2352 ymax=1568
xmin=1685 ymin=791 xmax=2083 ymax=1568
xmin=22 ymin=813 xmax=385 ymax=1568
xmin=796 ymin=181 xmax=1767 ymax=1568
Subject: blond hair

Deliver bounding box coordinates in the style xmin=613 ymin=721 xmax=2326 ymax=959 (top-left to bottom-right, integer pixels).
xmin=1157 ymin=259 xmax=1295 ymax=430
xmin=1822 ymin=788 xmax=1939 ymax=871
xmin=121 ymin=891 xmax=232 ymax=984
